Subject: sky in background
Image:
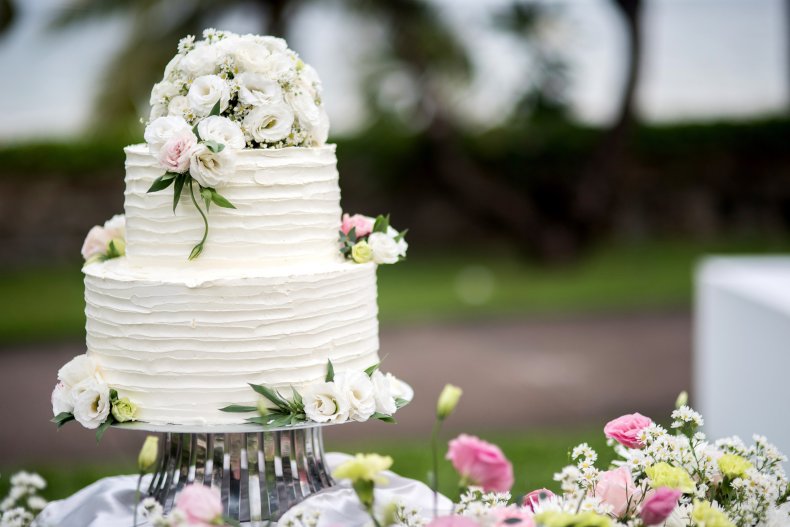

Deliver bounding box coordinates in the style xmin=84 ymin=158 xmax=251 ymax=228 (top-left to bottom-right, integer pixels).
xmin=0 ymin=0 xmax=787 ymax=141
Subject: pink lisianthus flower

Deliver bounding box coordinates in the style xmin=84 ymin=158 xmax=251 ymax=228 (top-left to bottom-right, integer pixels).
xmin=523 ymin=488 xmax=555 ymax=511
xmin=640 ymin=487 xmax=681 ymax=525
xmin=174 ymin=484 xmax=223 ymax=526
xmin=492 ymin=506 xmax=535 ymax=526
xmin=427 ymin=516 xmax=480 ymax=527
xmin=447 ymin=434 xmax=514 ymax=493
xmin=604 ymin=412 xmax=653 ymax=449
xmin=593 ymin=466 xmax=645 ymax=518
xmin=341 ymin=213 xmax=374 ymax=238
xmin=157 ymin=130 xmax=197 ymax=173
xmin=81 ymin=225 xmax=112 ymax=261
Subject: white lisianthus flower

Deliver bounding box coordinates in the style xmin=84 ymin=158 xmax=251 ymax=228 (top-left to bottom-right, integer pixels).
xmin=226 ymin=39 xmax=271 ymax=73
xmin=302 ymin=382 xmax=350 ymax=423
xmin=149 ymin=103 xmax=168 ymax=121
xmin=149 ymin=81 xmax=181 ymax=106
xmin=370 ymin=370 xmax=397 ymax=415
xmin=51 ymin=382 xmax=73 ymax=415
xmin=57 ymin=354 xmax=98 ymax=388
xmin=187 ymin=75 xmax=230 ymax=116
xmin=180 ymin=44 xmax=219 ymax=77
xmin=158 ymin=130 xmax=198 ymax=173
xmin=144 ymin=116 xmax=192 ymax=155
xmin=258 ymin=35 xmax=288 ymax=54
xmin=72 ymin=379 xmax=111 ymax=429
xmin=287 ymin=86 xmax=328 ymax=145
xmin=163 ymin=53 xmax=183 ymax=80
xmin=262 ymin=51 xmax=297 ymax=83
xmin=103 ymin=214 xmax=125 ymax=243
xmin=243 ymin=103 xmax=294 ymax=143
xmin=386 ymin=372 xmax=411 ymax=401
xmin=167 ymin=95 xmax=191 ymax=118
xmin=335 ymin=371 xmax=377 ymax=422
xmin=197 ymin=116 xmax=245 ymax=149
xmin=237 ymin=72 xmax=283 ymax=107
xmin=189 ymin=143 xmax=236 ymax=188
xmin=367 ymin=232 xmax=400 ymax=264
xmin=387 ymin=226 xmax=408 ymax=258
xmin=81 ymin=225 xmax=112 ymax=261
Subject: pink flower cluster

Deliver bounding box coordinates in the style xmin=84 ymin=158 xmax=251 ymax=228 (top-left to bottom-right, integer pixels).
xmin=603 ymin=412 xmax=653 ymax=449
xmin=341 ymin=213 xmax=374 ymax=238
xmin=173 ymin=484 xmax=224 ymax=526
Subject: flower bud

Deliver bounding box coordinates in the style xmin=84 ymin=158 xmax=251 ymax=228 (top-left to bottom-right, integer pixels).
xmin=111 ymin=397 xmax=138 ymax=423
xmin=675 ymin=391 xmax=688 ymax=409
xmin=436 ymin=384 xmax=462 ymax=420
xmin=257 ymin=398 xmax=270 ymax=416
xmin=138 ymin=435 xmax=160 ymax=473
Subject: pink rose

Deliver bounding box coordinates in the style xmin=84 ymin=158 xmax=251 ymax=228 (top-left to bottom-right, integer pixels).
xmin=594 ymin=466 xmax=643 ymax=518
xmin=427 ymin=516 xmax=480 ymax=527
xmin=640 ymin=487 xmax=681 ymax=525
xmin=492 ymin=507 xmax=535 ymax=526
xmin=341 ymin=213 xmax=374 ymax=238
xmin=604 ymin=412 xmax=653 ymax=449
xmin=447 ymin=434 xmax=514 ymax=493
xmin=523 ymin=488 xmax=555 ymax=511
xmin=174 ymin=484 xmax=223 ymax=525
xmin=81 ymin=225 xmax=112 ymax=260
xmin=157 ymin=130 xmax=197 ymax=173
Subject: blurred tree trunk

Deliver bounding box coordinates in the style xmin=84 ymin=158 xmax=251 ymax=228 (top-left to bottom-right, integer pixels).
xmin=259 ymin=0 xmax=291 ymax=37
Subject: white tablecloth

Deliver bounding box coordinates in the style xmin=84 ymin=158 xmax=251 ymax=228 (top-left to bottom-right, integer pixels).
xmin=33 ymin=453 xmax=451 ymax=527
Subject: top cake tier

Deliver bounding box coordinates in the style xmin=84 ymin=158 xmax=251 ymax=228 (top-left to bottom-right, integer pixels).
xmin=124 ymin=144 xmax=342 ymax=267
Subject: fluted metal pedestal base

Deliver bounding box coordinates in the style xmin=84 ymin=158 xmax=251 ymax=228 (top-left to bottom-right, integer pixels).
xmin=124 ymin=424 xmax=334 ymax=524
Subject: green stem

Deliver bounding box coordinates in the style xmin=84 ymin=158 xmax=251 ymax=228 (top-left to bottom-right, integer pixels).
xmin=431 ymin=418 xmax=443 ymax=518
xmin=133 ymin=472 xmax=143 ymax=527
xmin=188 ymin=178 xmax=209 ymax=260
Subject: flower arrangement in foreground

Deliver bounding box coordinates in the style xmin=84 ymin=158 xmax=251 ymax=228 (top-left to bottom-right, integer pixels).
xmin=0 ymin=472 xmax=47 ymax=527
xmin=220 ymin=360 xmax=411 ymax=426
xmin=143 ymin=29 xmax=330 ymax=259
xmin=50 ymin=354 xmax=138 ymax=441
xmin=339 ymin=213 xmax=408 ymax=264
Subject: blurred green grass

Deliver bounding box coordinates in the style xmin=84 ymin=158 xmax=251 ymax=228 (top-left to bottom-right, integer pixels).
xmin=1 ymin=238 xmax=788 ymax=343
xmin=0 ymin=428 xmax=613 ymax=504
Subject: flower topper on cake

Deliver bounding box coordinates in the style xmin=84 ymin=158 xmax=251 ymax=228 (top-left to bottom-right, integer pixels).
xmin=81 ymin=214 xmax=126 ymax=265
xmin=143 ymin=29 xmax=330 ymax=260
xmin=339 ymin=213 xmax=408 ymax=264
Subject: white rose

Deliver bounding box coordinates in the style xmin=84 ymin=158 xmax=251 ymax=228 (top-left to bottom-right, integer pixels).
xmin=149 ymin=81 xmax=181 ymax=106
xmin=370 ymin=370 xmax=397 ymax=416
xmin=299 ymin=64 xmax=322 ymax=98
xmin=57 ymin=354 xmax=98 ymax=388
xmin=386 ymin=372 xmax=411 ymax=401
xmin=228 ymin=39 xmax=271 ymax=73
xmin=180 ymin=44 xmax=219 ymax=77
xmin=262 ymin=51 xmax=297 ymax=82
xmin=258 ymin=35 xmax=288 ymax=54
xmin=163 ymin=53 xmax=183 ymax=80
xmin=387 ymin=226 xmax=408 ymax=258
xmin=167 ymin=95 xmax=191 ymax=118
xmin=189 ymin=143 xmax=235 ymax=188
xmin=149 ymin=103 xmax=167 ymax=121
xmin=237 ymin=72 xmax=283 ymax=107
xmin=72 ymin=379 xmax=111 ymax=430
xmin=287 ymin=86 xmax=328 ymax=145
xmin=309 ymin=106 xmax=330 ymax=146
xmin=367 ymin=232 xmax=400 ymax=264
xmin=335 ymin=371 xmax=376 ymax=422
xmin=51 ymin=382 xmax=73 ymax=415
xmin=243 ymin=103 xmax=294 ymax=143
xmin=197 ymin=116 xmax=245 ymax=149
xmin=187 ymin=75 xmax=230 ymax=116
xmin=144 ymin=116 xmax=192 ymax=155
xmin=302 ymin=382 xmax=350 ymax=423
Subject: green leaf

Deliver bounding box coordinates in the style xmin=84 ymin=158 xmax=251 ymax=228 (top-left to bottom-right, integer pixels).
xmin=219 ymin=404 xmax=258 ymax=413
xmin=395 ymin=397 xmax=410 ymax=409
xmin=209 ymin=99 xmax=222 ymax=117
xmin=109 ymin=388 xmax=118 ymax=401
xmin=394 ymin=228 xmax=408 ymax=242
xmin=249 ymin=383 xmax=289 ymax=411
xmin=106 ymin=240 xmax=120 ymax=258
xmin=147 ymin=173 xmax=176 ymax=193
xmin=173 ymin=174 xmax=186 ymax=213
xmin=325 ymin=359 xmax=335 ymax=382
xmin=203 ymin=140 xmax=225 ymax=153
xmin=95 ymin=418 xmax=113 ymax=443
xmin=200 ymin=187 xmax=212 ymax=212
xmin=192 ymin=122 xmax=200 ymax=140
xmin=210 ymin=189 xmax=236 ymax=209
xmin=222 ymin=517 xmax=242 ymax=527
xmin=372 ymin=214 xmax=390 ymax=233
xmin=348 ymin=226 xmax=357 ymax=243
xmin=372 ymin=413 xmax=396 ymax=424
xmin=363 ymin=363 xmax=380 ymax=377
xmin=291 ymin=387 xmax=303 ymax=408
xmin=51 ymin=412 xmax=74 ymax=428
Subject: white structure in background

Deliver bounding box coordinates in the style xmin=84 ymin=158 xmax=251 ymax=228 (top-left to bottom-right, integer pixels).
xmin=695 ymin=257 xmax=790 ymax=460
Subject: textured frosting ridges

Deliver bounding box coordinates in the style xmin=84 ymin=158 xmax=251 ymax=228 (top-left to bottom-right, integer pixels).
xmin=124 ymin=144 xmax=343 ymax=266
xmin=84 ymin=259 xmax=380 ymax=425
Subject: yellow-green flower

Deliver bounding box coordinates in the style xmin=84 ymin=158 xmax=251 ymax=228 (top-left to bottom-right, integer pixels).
xmin=645 ymin=462 xmax=695 ymax=493
xmin=717 ymin=454 xmax=753 ymax=479
xmin=137 ymin=435 xmax=159 ymax=473
xmin=351 ymin=241 xmax=373 ymax=263
xmin=436 ymin=384 xmax=462 ymax=420
xmin=333 ymin=453 xmax=393 ymax=484
xmin=691 ymin=501 xmax=735 ymax=527
xmin=111 ymin=397 xmax=137 ymax=423
xmin=534 ymin=511 xmax=612 ymax=527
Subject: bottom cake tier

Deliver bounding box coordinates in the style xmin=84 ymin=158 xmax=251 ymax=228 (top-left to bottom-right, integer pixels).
xmin=82 ymin=258 xmax=380 ymax=425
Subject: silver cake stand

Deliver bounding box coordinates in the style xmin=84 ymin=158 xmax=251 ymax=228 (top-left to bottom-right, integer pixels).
xmin=116 ymin=420 xmax=340 ymax=525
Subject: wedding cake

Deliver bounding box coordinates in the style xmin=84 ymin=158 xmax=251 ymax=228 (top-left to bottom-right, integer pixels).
xmin=51 ymin=30 xmax=410 ymax=435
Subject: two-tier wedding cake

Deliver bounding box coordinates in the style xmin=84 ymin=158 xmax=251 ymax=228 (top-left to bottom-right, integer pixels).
xmin=51 ymin=29 xmax=410 ymax=436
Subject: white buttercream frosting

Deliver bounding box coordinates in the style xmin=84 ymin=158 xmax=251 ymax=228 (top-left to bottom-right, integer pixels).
xmin=124 ymin=144 xmax=343 ymax=266
xmin=84 ymin=258 xmax=380 ymax=425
